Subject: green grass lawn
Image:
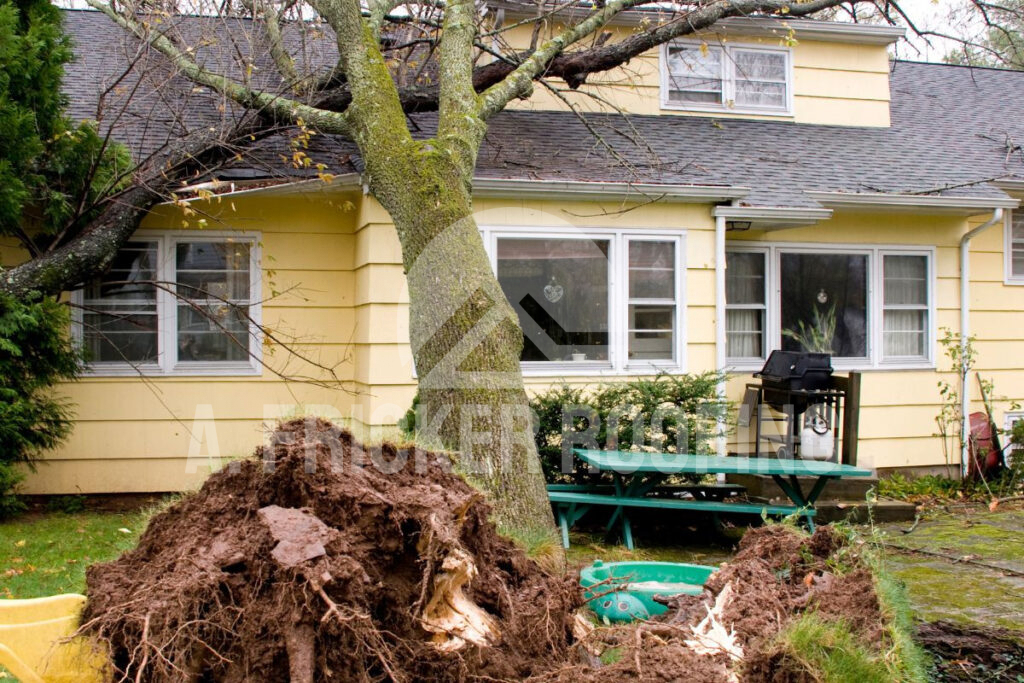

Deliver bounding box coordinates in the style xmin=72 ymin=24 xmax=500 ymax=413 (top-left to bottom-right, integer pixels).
xmin=0 ymin=510 xmax=149 ymax=599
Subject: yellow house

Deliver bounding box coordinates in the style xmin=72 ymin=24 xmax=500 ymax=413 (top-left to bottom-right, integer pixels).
xmin=16 ymin=8 xmax=1024 ymax=494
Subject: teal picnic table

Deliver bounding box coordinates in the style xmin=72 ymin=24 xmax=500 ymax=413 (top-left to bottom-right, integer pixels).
xmin=547 ymin=450 xmax=873 ymax=550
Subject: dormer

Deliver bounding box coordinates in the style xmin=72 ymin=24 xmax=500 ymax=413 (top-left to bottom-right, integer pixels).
xmin=493 ymin=6 xmax=905 ymax=128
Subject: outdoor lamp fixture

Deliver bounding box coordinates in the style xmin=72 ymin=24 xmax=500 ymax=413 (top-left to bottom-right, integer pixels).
xmin=725 ymin=220 xmax=753 ymax=231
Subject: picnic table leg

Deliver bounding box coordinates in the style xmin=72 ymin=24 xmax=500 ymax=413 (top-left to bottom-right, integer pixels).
xmin=557 ymin=505 xmax=571 ymax=549
xmin=622 ymin=512 xmax=635 ymax=551
xmin=606 ymin=474 xmax=626 ymax=532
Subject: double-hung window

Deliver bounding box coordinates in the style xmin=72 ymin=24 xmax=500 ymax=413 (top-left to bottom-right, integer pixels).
xmin=663 ymin=42 xmax=791 ymax=114
xmin=724 ymin=244 xmax=934 ymax=369
xmin=77 ymin=232 xmax=260 ymax=375
xmin=1007 ymin=211 xmax=1024 ymax=283
xmin=485 ymin=228 xmax=685 ymax=374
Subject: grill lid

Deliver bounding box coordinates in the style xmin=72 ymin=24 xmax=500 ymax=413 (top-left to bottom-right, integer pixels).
xmin=754 ymin=350 xmax=833 ymax=383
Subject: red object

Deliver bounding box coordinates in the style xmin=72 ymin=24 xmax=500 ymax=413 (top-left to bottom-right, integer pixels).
xmin=968 ymin=411 xmax=1005 ymax=480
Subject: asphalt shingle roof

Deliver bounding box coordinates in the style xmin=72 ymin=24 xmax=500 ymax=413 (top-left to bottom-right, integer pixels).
xmin=60 ymin=9 xmax=1024 ymax=209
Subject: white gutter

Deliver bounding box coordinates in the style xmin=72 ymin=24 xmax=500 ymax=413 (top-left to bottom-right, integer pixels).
xmin=715 ymin=213 xmax=728 ymax=462
xmin=472 ymin=178 xmax=749 ymax=203
xmin=806 ymin=191 xmax=1018 ymax=215
xmin=959 ymin=209 xmax=1004 ymax=476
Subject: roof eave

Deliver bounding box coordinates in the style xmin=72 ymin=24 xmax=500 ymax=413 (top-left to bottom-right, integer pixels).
xmin=805 ymin=191 xmax=1019 ymax=215
xmin=713 ymin=205 xmax=833 ymax=230
xmin=472 ymin=178 xmax=749 ymax=202
xmin=488 ymin=3 xmax=905 ymax=45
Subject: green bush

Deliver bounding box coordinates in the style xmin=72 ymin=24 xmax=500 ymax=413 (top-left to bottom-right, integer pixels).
xmin=530 ymin=371 xmax=729 ymax=483
xmin=0 ymin=292 xmax=80 ymax=517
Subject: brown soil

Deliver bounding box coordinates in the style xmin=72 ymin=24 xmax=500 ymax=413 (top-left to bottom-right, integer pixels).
xmin=82 ymin=419 xmax=578 ymax=682
xmin=543 ymin=525 xmax=889 ymax=682
xmin=81 ymin=419 xmax=896 ymax=682
xmin=917 ymin=620 xmax=1024 ymax=682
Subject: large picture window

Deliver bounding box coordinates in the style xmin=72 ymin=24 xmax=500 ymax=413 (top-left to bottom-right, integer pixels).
xmin=488 ymin=229 xmax=685 ymax=373
xmin=663 ymin=42 xmax=791 ymax=114
xmin=77 ymin=232 xmax=260 ymax=375
xmin=725 ymin=245 xmax=934 ymax=369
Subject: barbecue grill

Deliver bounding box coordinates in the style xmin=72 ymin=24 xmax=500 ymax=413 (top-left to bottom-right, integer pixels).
xmin=746 ymin=351 xmax=842 ymax=461
xmin=754 ymin=350 xmax=833 ymax=413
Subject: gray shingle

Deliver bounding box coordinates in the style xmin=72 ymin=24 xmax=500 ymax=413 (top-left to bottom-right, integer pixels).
xmin=60 ymin=9 xmax=1024 ymax=208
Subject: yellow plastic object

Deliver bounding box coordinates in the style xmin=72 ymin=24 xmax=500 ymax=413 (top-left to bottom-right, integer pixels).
xmin=0 ymin=594 xmax=108 ymax=683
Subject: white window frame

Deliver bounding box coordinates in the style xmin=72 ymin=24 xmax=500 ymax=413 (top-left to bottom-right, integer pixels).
xmin=1005 ymin=210 xmax=1024 ymax=285
xmin=724 ymin=246 xmax=770 ymax=363
xmin=1004 ymin=410 xmax=1024 ymax=464
xmin=73 ymin=230 xmax=262 ymax=376
xmin=725 ymin=242 xmax=936 ymax=371
xmin=660 ymin=41 xmax=794 ymax=116
xmin=481 ymin=226 xmax=687 ymax=377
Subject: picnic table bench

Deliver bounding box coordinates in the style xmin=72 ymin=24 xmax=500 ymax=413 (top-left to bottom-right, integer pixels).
xmin=549 ymin=450 xmax=873 ymax=550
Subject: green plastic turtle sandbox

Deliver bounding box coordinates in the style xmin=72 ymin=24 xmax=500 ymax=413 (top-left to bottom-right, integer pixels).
xmin=579 ymin=560 xmax=717 ymax=622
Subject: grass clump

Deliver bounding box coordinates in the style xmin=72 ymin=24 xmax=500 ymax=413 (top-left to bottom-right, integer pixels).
xmin=767 ymin=612 xmax=896 ymax=682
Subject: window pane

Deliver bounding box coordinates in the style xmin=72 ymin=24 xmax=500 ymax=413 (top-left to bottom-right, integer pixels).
xmin=734 ymin=50 xmax=786 ymax=81
xmin=734 ymin=80 xmax=786 ymax=108
xmin=176 ymin=241 xmax=251 ymax=300
xmin=667 ymin=46 xmax=723 ymax=104
xmin=629 ymin=241 xmax=674 ymax=299
xmin=83 ymin=307 xmax=158 ymax=363
xmin=726 ymin=310 xmax=763 ymax=359
xmin=1015 ymin=252 xmax=1024 ymax=277
xmin=726 ymin=252 xmax=765 ymax=304
xmin=497 ymin=238 xmax=610 ymax=362
xmin=175 ymin=241 xmax=252 ymax=364
xmin=177 ymin=303 xmax=250 ymax=362
xmin=1013 ymin=214 xmax=1024 ymax=240
xmin=884 ymin=255 xmax=927 ymax=305
xmin=780 ymin=252 xmax=868 ymax=358
xmin=82 ymin=240 xmax=159 ymax=363
xmin=629 ymin=305 xmax=673 ymax=361
xmin=884 ymin=310 xmax=926 ymax=358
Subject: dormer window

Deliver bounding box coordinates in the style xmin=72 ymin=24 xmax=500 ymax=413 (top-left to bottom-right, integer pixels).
xmin=662 ymin=42 xmax=792 ymax=115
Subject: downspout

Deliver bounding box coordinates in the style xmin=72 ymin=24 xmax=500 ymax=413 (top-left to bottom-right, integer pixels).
xmin=715 ymin=214 xmax=728 ymax=463
xmin=959 ymin=208 xmax=1003 ymax=476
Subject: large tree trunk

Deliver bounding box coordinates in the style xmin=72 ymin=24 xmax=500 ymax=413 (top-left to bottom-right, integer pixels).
xmin=367 ymin=148 xmax=557 ymax=544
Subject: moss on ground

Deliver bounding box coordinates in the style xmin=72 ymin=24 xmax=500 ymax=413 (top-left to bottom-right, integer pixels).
xmin=877 ymin=508 xmax=1024 ymax=632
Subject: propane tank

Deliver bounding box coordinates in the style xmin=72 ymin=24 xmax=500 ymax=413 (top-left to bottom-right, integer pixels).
xmin=800 ymin=406 xmax=835 ymax=461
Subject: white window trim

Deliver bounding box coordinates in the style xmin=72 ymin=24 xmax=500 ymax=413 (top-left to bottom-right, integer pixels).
xmin=660 ymin=41 xmax=794 ymax=116
xmin=1005 ymin=210 xmax=1024 ymax=285
xmin=1004 ymin=411 xmax=1024 ymax=462
xmin=725 ymin=241 xmax=936 ymax=372
xmin=480 ymin=225 xmax=687 ymax=377
xmin=724 ymin=246 xmax=770 ymax=364
xmin=72 ymin=230 xmax=263 ymax=377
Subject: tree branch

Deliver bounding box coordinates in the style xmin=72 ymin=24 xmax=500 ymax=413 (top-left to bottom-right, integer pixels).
xmin=86 ymin=0 xmax=350 ymax=135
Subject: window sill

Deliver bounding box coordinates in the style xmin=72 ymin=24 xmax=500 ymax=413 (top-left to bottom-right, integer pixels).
xmin=1005 ymin=277 xmax=1024 ymax=286
xmin=726 ymin=360 xmax=935 ymax=373
xmin=521 ymin=362 xmax=685 ymax=378
xmin=660 ymin=101 xmax=793 ymax=117
xmin=83 ymin=363 xmax=261 ymax=378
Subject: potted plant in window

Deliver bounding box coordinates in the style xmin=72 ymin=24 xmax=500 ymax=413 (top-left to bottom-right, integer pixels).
xmin=782 ymin=300 xmax=837 ymax=355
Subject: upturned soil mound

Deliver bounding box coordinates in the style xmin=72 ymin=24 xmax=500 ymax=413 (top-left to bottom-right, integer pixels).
xmin=82 ymin=419 xmax=578 ymax=682
xmin=552 ymin=525 xmax=892 ymax=682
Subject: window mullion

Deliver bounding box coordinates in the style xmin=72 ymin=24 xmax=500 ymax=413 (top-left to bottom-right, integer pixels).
xmin=161 ymin=235 xmax=176 ymax=373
